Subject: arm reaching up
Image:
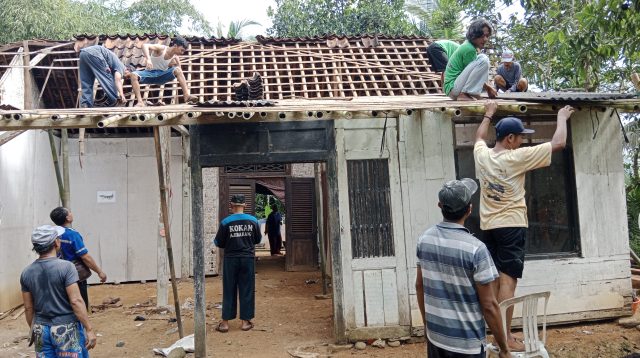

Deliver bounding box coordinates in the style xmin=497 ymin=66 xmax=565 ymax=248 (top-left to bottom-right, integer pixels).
xmin=476 ymin=100 xmax=498 ymax=142
xmin=550 ymin=105 xmax=575 ymax=152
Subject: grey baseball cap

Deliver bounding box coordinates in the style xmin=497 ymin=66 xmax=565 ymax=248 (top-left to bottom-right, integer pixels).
xmin=438 ymin=178 xmax=478 ymax=212
xmin=230 ymin=194 xmax=245 ymax=204
xmin=31 ymin=225 xmax=65 ymax=247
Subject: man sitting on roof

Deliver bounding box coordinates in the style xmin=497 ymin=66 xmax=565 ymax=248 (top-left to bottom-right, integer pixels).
xmin=444 ymin=19 xmax=498 ymax=101
xmin=78 ymin=45 xmax=127 ymax=108
xmin=494 ymin=50 xmax=528 ymax=93
xmin=128 ymin=36 xmax=198 ymax=107
xmin=426 ymin=40 xmax=459 ymax=83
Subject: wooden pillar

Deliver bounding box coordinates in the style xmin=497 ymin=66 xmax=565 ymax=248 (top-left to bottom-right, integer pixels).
xmin=153 ymin=126 xmax=184 ymax=338
xmin=157 ymin=212 xmax=169 ymax=307
xmin=22 ymin=41 xmax=33 ymax=109
xmin=181 ymin=134 xmax=192 ymax=277
xmin=314 ymin=163 xmax=328 ymax=296
xmin=61 ymin=128 xmax=70 ymax=208
xmin=326 ymin=150 xmax=346 ymax=342
xmin=189 ymin=124 xmax=207 ymax=356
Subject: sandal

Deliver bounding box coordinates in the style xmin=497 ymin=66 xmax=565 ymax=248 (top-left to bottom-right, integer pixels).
xmin=241 ymin=320 xmax=254 ymax=331
xmin=215 ymin=321 xmax=229 ymax=333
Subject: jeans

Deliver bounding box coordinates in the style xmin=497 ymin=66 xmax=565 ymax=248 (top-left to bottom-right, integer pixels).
xmin=33 ymin=321 xmax=88 ymax=358
xmin=78 ymin=280 xmax=89 ymax=310
xmin=78 ymin=51 xmax=119 ymax=108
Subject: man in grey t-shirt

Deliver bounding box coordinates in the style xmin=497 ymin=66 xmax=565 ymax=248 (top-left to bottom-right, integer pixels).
xmin=20 ymin=225 xmax=97 ymax=357
xmin=494 ymin=50 xmax=528 ymax=93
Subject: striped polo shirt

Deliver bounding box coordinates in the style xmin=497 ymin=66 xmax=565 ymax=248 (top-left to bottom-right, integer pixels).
xmin=416 ymin=221 xmax=499 ymax=355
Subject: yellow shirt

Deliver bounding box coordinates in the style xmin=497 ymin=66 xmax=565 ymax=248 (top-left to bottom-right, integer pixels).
xmin=473 ymin=141 xmax=552 ymax=230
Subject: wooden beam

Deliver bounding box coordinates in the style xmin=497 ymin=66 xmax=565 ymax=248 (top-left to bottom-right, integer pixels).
xmin=61 ymin=129 xmax=70 ymax=208
xmin=189 ymin=124 xmax=207 ymax=357
xmin=0 ymin=130 xmax=25 ymax=146
xmin=172 ymin=125 xmax=190 ymax=137
xmin=153 ymin=126 xmax=184 ymax=338
xmin=181 ymin=134 xmax=192 ymax=277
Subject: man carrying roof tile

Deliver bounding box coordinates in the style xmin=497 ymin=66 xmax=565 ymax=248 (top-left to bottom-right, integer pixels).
xmin=494 ymin=50 xmax=528 ymax=93
xmin=78 ymin=45 xmax=127 ymax=108
xmin=444 ymin=19 xmax=498 ymax=101
xmin=474 ymin=100 xmax=575 ymax=351
xmin=128 ymin=36 xmax=198 ymax=107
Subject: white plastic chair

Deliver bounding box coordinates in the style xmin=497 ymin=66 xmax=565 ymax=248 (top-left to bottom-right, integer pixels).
xmin=487 ymin=291 xmax=551 ymax=358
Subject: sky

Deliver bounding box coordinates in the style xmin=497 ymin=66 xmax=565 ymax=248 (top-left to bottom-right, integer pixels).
xmin=186 ymin=0 xmax=277 ymax=38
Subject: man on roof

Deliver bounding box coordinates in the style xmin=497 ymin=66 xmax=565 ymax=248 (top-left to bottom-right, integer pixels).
xmin=444 ymin=19 xmax=498 ymax=101
xmin=128 ymin=36 xmax=198 ymax=107
xmin=426 ymin=39 xmax=460 ymax=82
xmin=494 ymin=50 xmax=528 ymax=93
xmin=78 ymin=45 xmax=127 ymax=108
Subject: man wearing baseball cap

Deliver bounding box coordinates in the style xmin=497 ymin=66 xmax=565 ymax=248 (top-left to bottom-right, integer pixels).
xmin=474 ymin=100 xmax=574 ymax=351
xmin=20 ymin=225 xmax=97 ymax=356
xmin=494 ymin=49 xmax=528 ymax=93
xmin=416 ymin=179 xmax=510 ymax=358
xmin=213 ymin=194 xmax=262 ymax=333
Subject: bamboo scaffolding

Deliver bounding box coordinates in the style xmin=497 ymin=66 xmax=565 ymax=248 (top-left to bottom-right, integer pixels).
xmin=47 ymin=130 xmax=65 ymax=203
xmin=97 ymin=114 xmax=129 ymax=128
xmin=156 ymin=112 xmax=183 ymax=121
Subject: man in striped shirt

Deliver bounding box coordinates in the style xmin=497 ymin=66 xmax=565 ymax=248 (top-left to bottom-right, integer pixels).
xmin=416 ymin=179 xmax=509 ymax=358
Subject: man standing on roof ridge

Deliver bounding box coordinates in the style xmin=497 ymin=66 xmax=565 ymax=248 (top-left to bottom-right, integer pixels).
xmin=444 ymin=19 xmax=497 ymax=101
xmin=474 ymin=100 xmax=574 ymax=351
xmin=78 ymin=45 xmax=127 ymax=108
xmin=128 ymin=36 xmax=198 ymax=107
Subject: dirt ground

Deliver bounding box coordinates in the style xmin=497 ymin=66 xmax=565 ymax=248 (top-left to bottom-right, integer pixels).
xmin=1 ymin=255 xmax=640 ymax=357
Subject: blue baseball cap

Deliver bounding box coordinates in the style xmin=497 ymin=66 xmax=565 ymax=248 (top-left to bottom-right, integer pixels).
xmin=495 ymin=117 xmax=535 ymax=138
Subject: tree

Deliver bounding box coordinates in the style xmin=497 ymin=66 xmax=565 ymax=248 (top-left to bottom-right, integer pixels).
xmin=216 ymin=19 xmax=261 ymax=39
xmin=267 ymin=0 xmax=417 ymax=37
xmin=0 ymin=0 xmax=213 ymax=45
xmin=405 ymin=0 xmax=464 ymax=39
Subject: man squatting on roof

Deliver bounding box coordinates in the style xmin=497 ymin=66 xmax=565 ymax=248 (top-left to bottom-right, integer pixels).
xmin=128 ymin=36 xmax=198 ymax=107
xmin=494 ymin=49 xmax=528 ymax=93
xmin=444 ymin=19 xmax=498 ymax=101
xmin=416 ymin=179 xmax=510 ymax=358
xmin=21 ymin=225 xmax=97 ymax=357
xmin=474 ymin=100 xmax=574 ymax=351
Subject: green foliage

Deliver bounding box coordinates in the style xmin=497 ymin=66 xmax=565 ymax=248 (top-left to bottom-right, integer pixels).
xmin=267 ymin=0 xmax=418 ymax=37
xmin=406 ymin=0 xmax=464 ymax=39
xmin=255 ymin=194 xmax=285 ymax=219
xmin=216 ymin=19 xmax=261 ymax=39
xmin=0 ymin=0 xmax=213 ymax=45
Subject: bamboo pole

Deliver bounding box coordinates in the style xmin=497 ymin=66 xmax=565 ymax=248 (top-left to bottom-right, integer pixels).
xmin=153 ymin=126 xmax=184 ymax=338
xmin=47 ymin=130 xmax=65 ymax=204
xmin=156 ymin=112 xmax=183 ymax=121
xmin=97 ymin=114 xmax=128 ymax=128
xmin=0 ymin=130 xmax=25 ymax=146
xmin=186 ymin=112 xmax=202 ymax=118
xmin=444 ymin=108 xmax=462 ymax=117
xmin=61 ymin=129 xmax=70 ymax=208
xmin=78 ymin=128 xmax=85 ymax=169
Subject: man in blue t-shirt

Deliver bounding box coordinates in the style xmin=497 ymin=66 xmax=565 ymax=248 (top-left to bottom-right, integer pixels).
xmin=214 ymin=194 xmax=262 ymax=333
xmin=265 ymin=204 xmax=283 ymax=256
xmin=415 ymin=179 xmax=509 ymax=358
xmin=50 ymin=207 xmax=107 ymax=310
xmin=21 ymin=225 xmax=97 ymax=357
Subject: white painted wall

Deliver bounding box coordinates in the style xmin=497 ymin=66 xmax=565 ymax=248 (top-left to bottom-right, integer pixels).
xmin=66 ymin=136 xmax=185 ymax=284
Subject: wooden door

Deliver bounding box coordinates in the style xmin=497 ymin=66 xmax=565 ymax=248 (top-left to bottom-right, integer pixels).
xmin=219 ymin=178 xmax=256 ymax=219
xmin=285 ymin=177 xmax=318 ymax=271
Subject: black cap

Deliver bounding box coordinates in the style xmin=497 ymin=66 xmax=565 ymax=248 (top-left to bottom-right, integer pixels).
xmin=438 ymin=178 xmax=478 ymax=212
xmin=230 ymin=194 xmax=245 ymax=204
xmin=495 ymin=117 xmax=535 ymax=138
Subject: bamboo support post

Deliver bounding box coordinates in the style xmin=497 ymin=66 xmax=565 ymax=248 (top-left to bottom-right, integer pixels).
xmin=153 ymin=126 xmax=184 ymax=338
xmin=78 ymin=128 xmax=85 ymax=169
xmin=0 ymin=130 xmax=25 ymax=146
xmin=97 ymin=114 xmax=128 ymax=128
xmin=47 ymin=130 xmax=65 ymax=204
xmin=61 ymin=129 xmax=70 ymax=208
xmin=156 ymin=112 xmax=182 ymax=121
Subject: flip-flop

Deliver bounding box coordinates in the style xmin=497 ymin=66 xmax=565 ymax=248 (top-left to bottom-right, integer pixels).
xmin=215 ymin=322 xmax=229 ymax=333
xmin=241 ymin=321 xmax=254 ymax=331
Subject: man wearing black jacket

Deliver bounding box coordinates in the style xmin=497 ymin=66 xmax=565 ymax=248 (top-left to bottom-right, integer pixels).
xmin=214 ymin=194 xmax=262 ymax=333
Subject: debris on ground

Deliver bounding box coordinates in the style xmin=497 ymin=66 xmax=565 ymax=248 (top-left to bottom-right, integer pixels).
xmin=328 ymin=343 xmax=352 ymax=353
xmin=0 ymin=305 xmax=23 ymax=321
xmin=115 ymin=341 xmax=125 ymax=347
xmin=286 ymin=346 xmax=320 ymax=358
xmin=152 ymin=334 xmax=194 ymax=356
xmin=165 ymin=327 xmax=179 ymax=335
xmin=314 ymin=294 xmax=331 ymax=300
xmin=388 ymin=340 xmax=401 ymax=347
xmin=181 ymin=298 xmax=194 ymax=311
xmin=371 ymin=339 xmax=386 ymax=348
xmin=619 ymin=309 xmax=640 ymax=328
xmin=354 ymin=341 xmax=366 ymax=350
xmin=134 ymin=315 xmax=146 ymax=321
xmin=166 ymin=347 xmax=186 ymax=358
xmin=305 ymin=279 xmax=317 ymax=285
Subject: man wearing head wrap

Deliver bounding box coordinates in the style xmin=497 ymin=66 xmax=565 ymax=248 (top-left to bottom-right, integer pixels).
xmin=20 ymin=225 xmax=97 ymax=357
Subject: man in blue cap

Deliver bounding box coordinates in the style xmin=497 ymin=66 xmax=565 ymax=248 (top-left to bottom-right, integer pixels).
xmin=473 ymin=100 xmax=574 ymax=351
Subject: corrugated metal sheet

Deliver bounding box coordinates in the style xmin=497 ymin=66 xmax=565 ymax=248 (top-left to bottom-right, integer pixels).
xmin=497 ymin=91 xmax=637 ymax=102
xmin=347 ymin=159 xmax=394 ymax=259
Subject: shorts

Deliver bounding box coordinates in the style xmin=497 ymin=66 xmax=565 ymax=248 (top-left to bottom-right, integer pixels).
xmin=133 ymin=68 xmax=177 ymax=85
xmin=482 ymin=227 xmax=527 ymax=279
xmin=427 ymin=340 xmax=485 ymax=358
xmin=33 ymin=321 xmax=88 ymax=357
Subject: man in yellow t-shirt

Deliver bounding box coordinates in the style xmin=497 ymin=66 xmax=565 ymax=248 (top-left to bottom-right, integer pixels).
xmin=473 ymin=100 xmax=575 ymax=351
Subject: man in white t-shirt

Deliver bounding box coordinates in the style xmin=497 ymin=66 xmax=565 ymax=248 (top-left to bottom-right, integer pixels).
xmin=473 ymin=100 xmax=574 ymax=351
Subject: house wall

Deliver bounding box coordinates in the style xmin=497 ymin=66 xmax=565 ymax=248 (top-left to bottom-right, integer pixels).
xmin=0 ymin=53 xmax=58 ymax=312
xmin=399 ymin=110 xmax=632 ymax=332
xmin=66 ymin=136 xmax=185 ymax=284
